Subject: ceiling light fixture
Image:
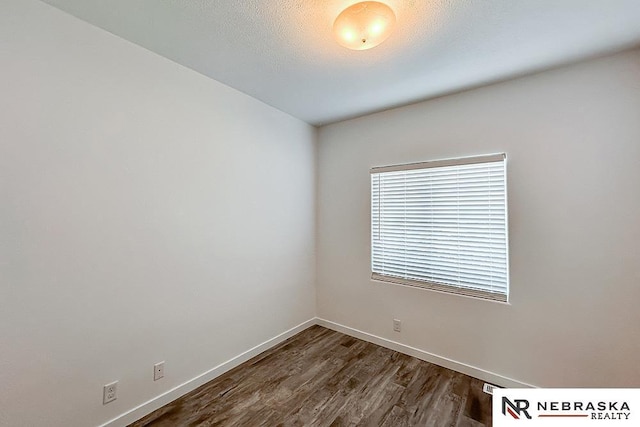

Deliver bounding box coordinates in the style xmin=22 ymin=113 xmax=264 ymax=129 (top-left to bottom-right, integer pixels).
xmin=333 ymin=1 xmax=396 ymax=51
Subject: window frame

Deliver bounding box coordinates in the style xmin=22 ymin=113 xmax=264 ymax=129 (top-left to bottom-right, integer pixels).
xmin=370 ymin=153 xmax=510 ymax=303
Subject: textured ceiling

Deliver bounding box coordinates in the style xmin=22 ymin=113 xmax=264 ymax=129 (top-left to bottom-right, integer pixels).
xmin=41 ymin=0 xmax=640 ymax=125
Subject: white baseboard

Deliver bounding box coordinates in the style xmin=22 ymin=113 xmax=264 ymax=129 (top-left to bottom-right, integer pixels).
xmin=102 ymin=316 xmax=533 ymax=426
xmin=315 ymin=317 xmax=535 ymax=389
xmin=100 ymin=318 xmax=316 ymax=427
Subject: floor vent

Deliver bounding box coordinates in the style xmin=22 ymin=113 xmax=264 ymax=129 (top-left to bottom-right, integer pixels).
xmin=483 ymin=383 xmax=498 ymax=395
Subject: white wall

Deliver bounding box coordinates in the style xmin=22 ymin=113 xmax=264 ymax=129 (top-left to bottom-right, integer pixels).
xmin=317 ymin=49 xmax=640 ymax=388
xmin=0 ymin=1 xmax=316 ymax=426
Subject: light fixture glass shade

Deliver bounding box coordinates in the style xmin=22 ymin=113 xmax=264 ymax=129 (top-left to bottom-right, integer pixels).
xmin=333 ymin=1 xmax=396 ymax=50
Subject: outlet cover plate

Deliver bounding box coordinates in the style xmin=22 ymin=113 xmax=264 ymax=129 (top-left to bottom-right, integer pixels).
xmin=154 ymin=361 xmax=165 ymax=381
xmin=103 ymin=381 xmax=118 ymax=404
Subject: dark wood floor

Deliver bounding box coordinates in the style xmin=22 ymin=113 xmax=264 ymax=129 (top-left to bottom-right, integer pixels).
xmin=130 ymin=325 xmax=492 ymax=427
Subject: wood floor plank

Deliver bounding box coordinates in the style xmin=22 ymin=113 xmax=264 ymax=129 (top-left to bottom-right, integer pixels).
xmin=462 ymin=378 xmax=493 ymax=426
xmin=380 ymin=405 xmax=410 ymax=427
xmin=129 ymin=326 xmax=492 ymax=427
xmin=456 ymin=416 xmax=487 ymax=427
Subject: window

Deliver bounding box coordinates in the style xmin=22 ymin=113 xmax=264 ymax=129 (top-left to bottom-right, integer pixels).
xmin=371 ymin=153 xmax=509 ymax=302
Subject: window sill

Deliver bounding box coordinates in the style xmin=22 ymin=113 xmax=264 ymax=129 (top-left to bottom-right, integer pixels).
xmin=371 ymin=274 xmax=511 ymax=305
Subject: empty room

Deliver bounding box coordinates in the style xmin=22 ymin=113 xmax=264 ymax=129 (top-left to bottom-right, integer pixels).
xmin=2 ymin=0 xmax=639 ymax=426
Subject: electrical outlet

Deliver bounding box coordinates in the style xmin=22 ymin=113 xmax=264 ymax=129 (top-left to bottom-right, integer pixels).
xmin=103 ymin=381 xmax=118 ymax=405
xmin=154 ymin=361 xmax=165 ymax=381
xmin=393 ymin=319 xmax=401 ymax=332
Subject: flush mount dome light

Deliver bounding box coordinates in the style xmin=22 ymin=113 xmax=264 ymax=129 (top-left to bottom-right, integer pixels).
xmin=333 ymin=1 xmax=396 ymax=50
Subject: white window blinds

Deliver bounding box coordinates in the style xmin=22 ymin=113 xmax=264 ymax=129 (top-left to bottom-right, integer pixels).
xmin=371 ymin=154 xmax=509 ymax=302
